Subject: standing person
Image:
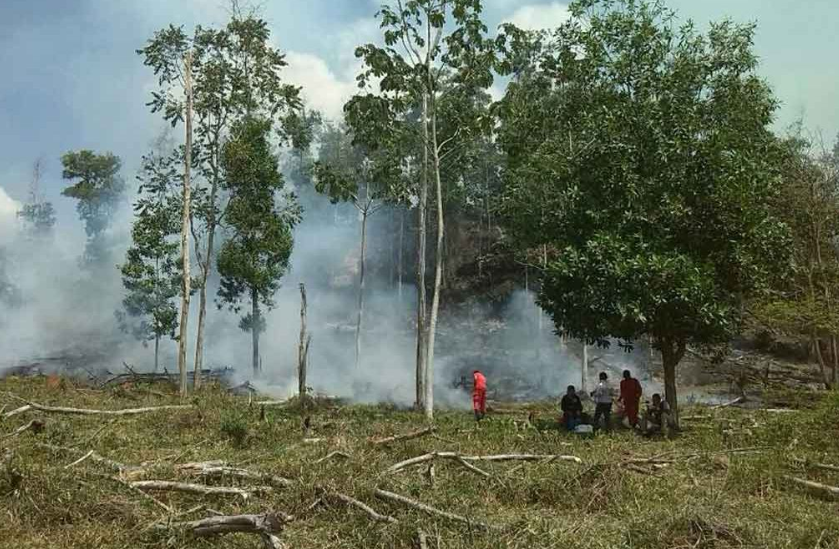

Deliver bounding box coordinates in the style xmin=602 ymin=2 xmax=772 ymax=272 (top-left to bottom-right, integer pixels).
xmin=619 ymin=369 xmax=643 ymax=428
xmin=591 ymin=372 xmax=612 ymax=431
xmin=560 ymin=385 xmax=583 ymax=431
xmin=472 ymin=369 xmax=487 ymax=421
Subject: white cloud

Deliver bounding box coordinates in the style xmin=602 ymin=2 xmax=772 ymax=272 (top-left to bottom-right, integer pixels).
xmin=284 ymin=52 xmax=356 ymax=121
xmin=0 ymin=186 xmax=21 ymax=245
xmin=506 ymin=2 xmax=571 ymax=31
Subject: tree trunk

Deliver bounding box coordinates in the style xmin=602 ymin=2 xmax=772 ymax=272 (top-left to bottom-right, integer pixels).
xmin=298 ymin=283 xmax=309 ymax=408
xmin=425 ymin=89 xmax=444 ymax=422
xmin=355 ymin=209 xmax=368 ymax=370
xmin=659 ymin=338 xmax=685 ymax=429
xmin=154 ymin=336 xmax=160 ymax=373
xmin=833 ymin=335 xmax=839 ymax=389
xmin=415 ymin=93 xmax=429 ymax=410
xmin=581 ymin=343 xmax=588 ymax=394
xmin=193 ymin=180 xmax=219 ymax=390
xmin=398 ymin=209 xmax=404 ymax=302
xmin=252 ymin=287 xmax=260 ymax=378
xmin=813 ymin=334 xmax=832 ymax=390
xmin=177 ymin=51 xmax=194 ymax=399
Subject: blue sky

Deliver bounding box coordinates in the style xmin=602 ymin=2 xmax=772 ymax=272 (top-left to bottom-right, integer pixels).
xmin=1 ymin=0 xmax=837 ymax=237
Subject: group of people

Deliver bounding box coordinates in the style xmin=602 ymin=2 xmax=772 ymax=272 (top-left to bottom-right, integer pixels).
xmin=469 ymin=368 xmax=671 ymax=435
xmin=560 ymin=370 xmax=671 ymax=434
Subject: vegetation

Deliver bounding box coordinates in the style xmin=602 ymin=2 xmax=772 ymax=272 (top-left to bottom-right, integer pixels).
xmin=2 ymin=376 xmax=838 ymax=548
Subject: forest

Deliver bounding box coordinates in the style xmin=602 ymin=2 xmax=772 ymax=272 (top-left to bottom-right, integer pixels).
xmin=1 ymin=1 xmax=838 ymax=548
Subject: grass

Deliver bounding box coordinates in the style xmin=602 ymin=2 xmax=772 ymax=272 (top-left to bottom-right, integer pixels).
xmin=1 ymin=376 xmax=838 ymax=549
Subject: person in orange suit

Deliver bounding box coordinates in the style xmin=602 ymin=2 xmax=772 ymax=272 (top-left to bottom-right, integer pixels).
xmin=619 ymin=369 xmax=643 ymax=427
xmin=472 ymin=370 xmax=487 ymax=421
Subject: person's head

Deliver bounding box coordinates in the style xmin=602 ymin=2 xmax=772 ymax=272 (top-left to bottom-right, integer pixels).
xmin=652 ymin=393 xmax=661 ymax=405
xmin=599 ymin=372 xmax=608 ymax=381
xmin=473 ymin=370 xmax=480 ymax=375
xmin=566 ymin=385 xmax=576 ymax=395
xmin=623 ymin=369 xmax=631 ymax=379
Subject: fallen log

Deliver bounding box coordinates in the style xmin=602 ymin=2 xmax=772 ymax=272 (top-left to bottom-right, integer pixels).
xmin=783 ymin=475 xmax=839 ymax=501
xmin=329 ymin=492 xmax=398 ymax=524
xmin=130 ymin=480 xmax=271 ymax=499
xmin=375 ymin=488 xmax=492 ymax=530
xmin=371 ymin=427 xmax=435 ymax=446
xmin=176 ymin=461 xmax=293 ymax=487
xmin=2 ymin=405 xmax=32 ymax=420
xmin=8 ymin=396 xmax=192 ymax=416
xmin=1 ymin=419 xmax=44 ymax=441
xmin=155 ymin=512 xmax=288 ymax=548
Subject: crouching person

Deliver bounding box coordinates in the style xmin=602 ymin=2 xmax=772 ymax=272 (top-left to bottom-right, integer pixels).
xmin=560 ymin=385 xmax=583 ymax=431
xmin=640 ymin=393 xmax=671 ymax=435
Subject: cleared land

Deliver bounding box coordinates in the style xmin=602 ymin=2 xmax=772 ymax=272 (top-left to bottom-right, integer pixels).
xmin=1 ymin=376 xmax=838 ymax=549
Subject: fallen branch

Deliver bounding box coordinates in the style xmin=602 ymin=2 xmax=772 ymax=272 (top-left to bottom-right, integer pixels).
xmin=454 ymin=457 xmax=491 ymax=478
xmin=416 ymin=530 xmax=429 ymax=549
xmin=2 ymin=405 xmax=32 ymax=420
xmin=155 ymin=512 xmax=288 ymax=548
xmin=1 ymin=419 xmax=44 ymax=441
xmin=783 ymin=475 xmax=839 ymax=501
xmin=64 ymin=450 xmax=94 ymax=469
xmin=387 ymin=452 xmax=582 ymax=473
xmin=375 ymin=488 xmax=492 ymax=529
xmin=371 ymin=427 xmax=435 ymax=446
xmin=811 ymin=463 xmax=839 ymax=474
xmin=37 ymin=443 xmax=135 ymax=473
xmin=176 ymin=461 xmax=292 ymax=487
xmin=130 ymin=480 xmax=271 ymax=499
xmin=313 ymin=451 xmax=350 ymax=465
xmin=329 ymin=492 xmax=398 ymax=524
xmin=7 ymin=395 xmax=192 ymax=416
xmin=387 ymin=453 xmax=436 ymax=473
xmin=255 ymin=400 xmax=288 ymax=407
xmin=713 ymin=396 xmax=745 ymax=409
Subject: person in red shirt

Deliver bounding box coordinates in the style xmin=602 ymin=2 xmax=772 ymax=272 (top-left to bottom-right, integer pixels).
xmin=472 ymin=370 xmax=487 ymax=421
xmin=619 ymin=369 xmax=643 ymax=427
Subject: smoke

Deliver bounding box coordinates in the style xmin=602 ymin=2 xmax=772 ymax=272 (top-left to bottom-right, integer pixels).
xmin=0 ymin=166 xmax=654 ymax=409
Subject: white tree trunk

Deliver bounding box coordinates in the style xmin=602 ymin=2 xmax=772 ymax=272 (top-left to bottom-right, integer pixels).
xmin=177 ymin=51 xmax=193 ymax=399
xmin=581 ymin=343 xmax=588 ymax=394
xmin=425 ymin=91 xmax=444 ymax=422
xmin=415 ymin=93 xmax=429 ymax=410
xmin=252 ymin=288 xmax=260 ymax=377
xmin=355 ymin=209 xmax=368 ymax=370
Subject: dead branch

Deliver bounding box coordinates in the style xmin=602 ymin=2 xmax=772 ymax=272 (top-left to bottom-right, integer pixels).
xmin=155 ymin=512 xmax=288 ymax=548
xmin=37 ymin=443 xmax=135 ymax=473
xmin=387 ymin=452 xmax=582 ymax=473
xmin=783 ymin=475 xmax=839 ymax=500
xmin=2 ymin=405 xmax=32 ymax=420
xmin=255 ymin=400 xmax=288 ymax=407
xmin=8 ymin=395 xmax=192 ymax=416
xmin=811 ymin=462 xmax=839 ymax=473
xmin=328 ymin=492 xmax=399 ymax=524
xmin=313 ymin=451 xmax=350 ymax=465
xmin=371 ymin=427 xmax=435 ymax=446
xmin=130 ymin=480 xmax=271 ymax=499
xmin=1 ymin=419 xmax=44 ymax=441
xmin=713 ymin=396 xmax=745 ymax=409
xmin=375 ymin=488 xmax=493 ymax=530
xmin=64 ymin=450 xmax=94 ymax=469
xmin=176 ymin=461 xmax=292 ymax=487
xmin=387 ymin=453 xmax=436 ymax=473
xmin=454 ymin=456 xmax=491 ymax=478
xmin=416 ymin=530 xmax=429 ymax=549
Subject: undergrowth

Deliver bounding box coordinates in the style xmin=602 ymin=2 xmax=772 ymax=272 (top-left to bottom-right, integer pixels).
xmin=1 ymin=376 xmax=838 ymax=549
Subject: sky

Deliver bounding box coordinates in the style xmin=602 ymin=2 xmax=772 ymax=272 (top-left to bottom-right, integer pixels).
xmin=0 ymin=0 xmax=837 ymax=232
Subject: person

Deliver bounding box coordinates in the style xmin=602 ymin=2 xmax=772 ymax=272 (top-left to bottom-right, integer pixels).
xmin=591 ymin=372 xmax=612 ymax=431
xmin=472 ymin=369 xmax=487 ymax=421
xmin=619 ymin=370 xmax=643 ymax=427
xmin=560 ymin=385 xmax=583 ymax=431
xmin=641 ymin=393 xmax=671 ymax=434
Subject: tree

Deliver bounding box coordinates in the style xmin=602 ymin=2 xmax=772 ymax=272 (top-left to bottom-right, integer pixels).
xmin=314 ymin=123 xmax=407 ymax=371
xmin=138 ymin=10 xmax=303 ymax=389
xmin=117 ymin=143 xmax=182 ymax=372
xmin=758 ymin=130 xmax=839 ymax=389
xmin=18 ymin=159 xmax=56 ymax=239
xmin=216 ymin=116 xmax=300 ymax=377
xmin=496 ymin=0 xmax=790 ymax=425
xmin=351 ymin=0 xmax=495 ymax=419
xmin=60 ymin=150 xmax=125 ymax=266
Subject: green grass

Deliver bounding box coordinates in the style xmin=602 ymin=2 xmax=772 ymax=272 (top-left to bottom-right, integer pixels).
xmin=1 ymin=376 xmax=838 ymax=549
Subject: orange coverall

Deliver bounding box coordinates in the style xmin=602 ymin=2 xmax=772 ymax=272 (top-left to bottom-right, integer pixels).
xmin=472 ymin=371 xmax=487 ymax=414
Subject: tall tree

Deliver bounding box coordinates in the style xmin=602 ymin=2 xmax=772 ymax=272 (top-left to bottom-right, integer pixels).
xmin=60 ymin=150 xmax=125 ymax=266
xmin=18 ymin=159 xmax=56 ymax=239
xmin=216 ymin=116 xmax=300 ymax=377
xmin=117 ymin=144 xmax=182 ymax=372
xmin=351 ymin=0 xmax=495 ymax=419
xmin=497 ymin=0 xmax=790 ymax=426
xmin=314 ymin=123 xmax=407 ymax=371
xmin=138 ymin=11 xmax=303 ymax=388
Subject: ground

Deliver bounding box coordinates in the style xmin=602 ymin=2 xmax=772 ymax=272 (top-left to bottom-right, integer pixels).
xmin=1 ymin=376 xmax=838 ymax=549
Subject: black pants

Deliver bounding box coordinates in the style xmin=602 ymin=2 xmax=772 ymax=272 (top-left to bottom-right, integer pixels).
xmin=593 ymin=402 xmax=612 ymax=431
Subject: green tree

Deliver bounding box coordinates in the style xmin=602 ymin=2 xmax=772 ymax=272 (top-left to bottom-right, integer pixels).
xmin=216 ymin=117 xmax=300 ymax=377
xmin=314 ymin=123 xmax=407 ymax=371
xmin=60 ymin=150 xmax=125 ymax=266
xmin=18 ymin=159 xmax=56 ymax=239
xmin=139 ymin=10 xmax=303 ymax=388
xmin=496 ymin=0 xmax=790 ymax=425
xmin=117 ymin=143 xmax=182 ymax=372
xmin=351 ymin=0 xmax=496 ymax=419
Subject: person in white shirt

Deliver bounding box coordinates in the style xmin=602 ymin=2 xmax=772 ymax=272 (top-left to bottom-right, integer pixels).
xmin=590 ymin=372 xmax=613 ymax=431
